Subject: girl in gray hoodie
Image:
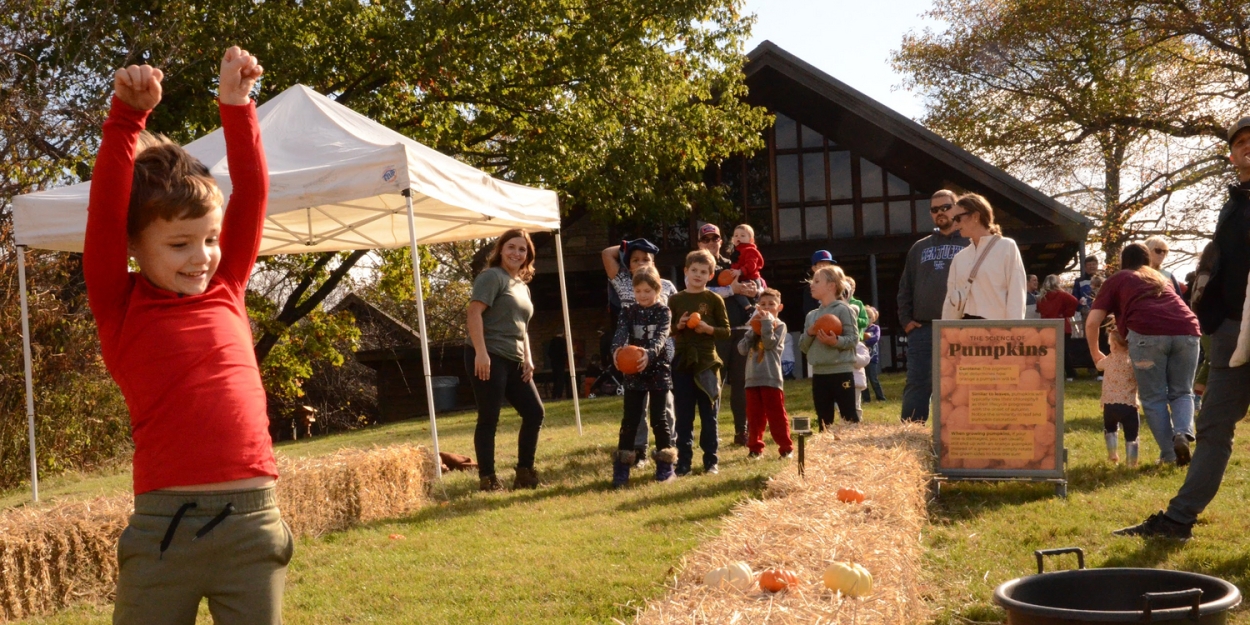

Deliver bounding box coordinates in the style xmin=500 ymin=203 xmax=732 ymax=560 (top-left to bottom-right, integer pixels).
xmin=800 ymin=265 xmax=861 ymax=429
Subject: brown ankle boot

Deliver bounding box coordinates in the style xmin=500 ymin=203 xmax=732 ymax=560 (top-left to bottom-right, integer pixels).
xmin=479 ymin=474 xmax=505 ymax=492
xmin=513 ymin=467 xmax=540 ymax=489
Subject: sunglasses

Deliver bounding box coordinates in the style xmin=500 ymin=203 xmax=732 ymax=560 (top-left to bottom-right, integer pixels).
xmin=950 ymin=212 xmax=968 ymax=223
xmin=930 ymin=203 xmax=954 ymax=214
xmin=1152 ymin=247 xmax=1168 ymax=256
xmin=700 ymin=235 xmax=721 ymax=243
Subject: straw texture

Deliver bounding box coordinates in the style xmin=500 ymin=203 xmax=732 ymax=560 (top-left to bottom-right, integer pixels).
xmin=631 ymin=423 xmax=932 ymax=624
xmin=0 ymin=444 xmax=432 ymax=621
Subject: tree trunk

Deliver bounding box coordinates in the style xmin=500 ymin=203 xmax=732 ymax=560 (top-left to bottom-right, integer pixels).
xmin=253 ymin=249 xmax=370 ymax=364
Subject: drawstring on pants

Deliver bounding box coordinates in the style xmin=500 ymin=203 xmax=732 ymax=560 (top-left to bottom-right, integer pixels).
xmin=158 ymin=501 xmax=235 ymax=559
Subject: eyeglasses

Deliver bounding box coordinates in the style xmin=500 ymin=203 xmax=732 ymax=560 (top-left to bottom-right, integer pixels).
xmin=700 ymin=235 xmax=721 ymax=243
xmin=930 ymin=203 xmax=954 ymax=214
xmin=1152 ymin=248 xmax=1169 ymax=256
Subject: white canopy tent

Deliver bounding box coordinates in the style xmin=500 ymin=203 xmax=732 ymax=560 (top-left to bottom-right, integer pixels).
xmin=11 ymin=84 xmax=582 ymax=501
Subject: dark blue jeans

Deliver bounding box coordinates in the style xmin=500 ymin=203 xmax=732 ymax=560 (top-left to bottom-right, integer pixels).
xmin=900 ymin=324 xmax=933 ymax=423
xmin=672 ymin=367 xmax=719 ymax=470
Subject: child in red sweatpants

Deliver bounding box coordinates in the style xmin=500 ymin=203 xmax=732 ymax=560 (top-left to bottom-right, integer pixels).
xmin=737 ymin=288 xmax=793 ymax=458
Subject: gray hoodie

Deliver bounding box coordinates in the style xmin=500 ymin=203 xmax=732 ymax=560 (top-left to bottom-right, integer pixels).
xmin=897 ymin=229 xmax=969 ymax=326
xmin=737 ymin=317 xmax=787 ymax=389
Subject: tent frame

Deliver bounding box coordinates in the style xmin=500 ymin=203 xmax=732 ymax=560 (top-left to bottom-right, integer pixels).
xmin=15 ymin=194 xmax=582 ymax=501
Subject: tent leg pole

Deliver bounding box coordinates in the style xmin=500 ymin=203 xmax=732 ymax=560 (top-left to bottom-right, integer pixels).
xmin=17 ymin=246 xmax=38 ymax=502
xmin=553 ymin=231 xmax=582 ymax=435
xmin=404 ymin=191 xmax=443 ymax=480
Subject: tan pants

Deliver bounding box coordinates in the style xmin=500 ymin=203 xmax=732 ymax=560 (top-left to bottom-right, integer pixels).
xmin=113 ymin=487 xmax=293 ymax=625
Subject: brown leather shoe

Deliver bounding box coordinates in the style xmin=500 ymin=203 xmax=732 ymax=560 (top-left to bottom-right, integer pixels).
xmin=513 ymin=467 xmax=541 ymax=489
xmin=479 ymin=475 xmax=505 ymax=492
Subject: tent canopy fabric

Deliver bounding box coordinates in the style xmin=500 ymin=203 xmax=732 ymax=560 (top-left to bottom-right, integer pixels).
xmin=13 ymin=84 xmax=560 ymax=255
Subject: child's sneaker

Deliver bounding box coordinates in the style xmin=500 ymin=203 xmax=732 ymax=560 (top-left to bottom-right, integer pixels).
xmin=633 ymin=447 xmax=648 ymax=470
xmin=780 ymin=451 xmax=793 ymax=459
xmin=747 ymin=451 xmax=762 ymax=460
xmin=705 ymin=464 xmax=719 ymax=475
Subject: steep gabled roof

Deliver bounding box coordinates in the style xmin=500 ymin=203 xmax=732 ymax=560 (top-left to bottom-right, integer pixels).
xmin=744 ymin=40 xmax=1091 ymax=242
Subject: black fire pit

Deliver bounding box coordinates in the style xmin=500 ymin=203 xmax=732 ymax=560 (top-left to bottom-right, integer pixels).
xmin=994 ymin=548 xmax=1241 ymax=624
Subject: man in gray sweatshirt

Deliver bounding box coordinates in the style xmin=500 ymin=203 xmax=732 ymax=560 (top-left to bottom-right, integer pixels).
xmin=897 ymin=190 xmax=969 ymax=423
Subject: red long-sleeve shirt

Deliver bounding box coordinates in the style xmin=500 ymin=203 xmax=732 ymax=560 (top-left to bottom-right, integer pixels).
xmin=84 ymin=97 xmax=276 ymax=494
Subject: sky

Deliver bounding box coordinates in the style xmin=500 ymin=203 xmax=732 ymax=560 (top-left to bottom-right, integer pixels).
xmin=742 ymin=0 xmax=940 ymax=121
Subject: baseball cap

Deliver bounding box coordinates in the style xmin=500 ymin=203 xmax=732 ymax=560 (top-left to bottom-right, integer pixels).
xmin=698 ymin=223 xmax=721 ymax=238
xmin=811 ymin=250 xmax=836 ymax=265
xmin=1228 ymin=116 xmax=1250 ymax=144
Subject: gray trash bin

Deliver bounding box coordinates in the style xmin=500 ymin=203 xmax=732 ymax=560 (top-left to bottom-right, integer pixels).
xmin=430 ymin=376 xmax=460 ymax=412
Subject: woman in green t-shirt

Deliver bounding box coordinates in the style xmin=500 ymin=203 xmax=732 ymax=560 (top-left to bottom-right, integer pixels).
xmin=465 ymin=229 xmax=545 ymax=492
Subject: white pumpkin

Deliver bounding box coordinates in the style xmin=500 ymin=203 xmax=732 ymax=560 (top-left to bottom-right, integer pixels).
xmin=823 ymin=561 xmax=873 ymax=597
xmin=703 ymin=561 xmax=755 ymax=592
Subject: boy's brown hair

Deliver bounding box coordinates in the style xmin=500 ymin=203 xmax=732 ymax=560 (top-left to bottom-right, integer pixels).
xmin=759 ymin=288 xmax=782 ymax=303
xmin=631 ymin=266 xmax=662 ymax=291
xmin=127 ymin=131 xmax=224 ymax=240
xmin=685 ymin=249 xmax=716 ymax=270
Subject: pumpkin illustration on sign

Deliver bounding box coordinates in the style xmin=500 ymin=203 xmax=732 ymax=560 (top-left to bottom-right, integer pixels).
xmin=686 ymin=312 xmax=702 ymax=329
xmin=758 ymin=568 xmax=800 ymax=592
xmin=614 ymin=345 xmax=647 ymax=375
xmin=813 ymin=313 xmax=842 ymax=336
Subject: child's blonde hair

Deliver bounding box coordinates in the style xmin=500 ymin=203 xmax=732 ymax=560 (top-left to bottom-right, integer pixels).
xmin=128 ymin=131 xmax=224 ymax=239
xmin=809 ymin=265 xmax=845 ymax=298
xmin=866 ymin=305 xmax=879 ymax=323
xmin=1105 ymin=316 xmax=1127 ymax=348
xmin=734 ymin=224 xmax=755 ymax=241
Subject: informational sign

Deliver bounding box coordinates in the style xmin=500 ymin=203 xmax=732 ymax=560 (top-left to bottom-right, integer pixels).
xmin=932 ymin=319 xmax=1065 ymax=483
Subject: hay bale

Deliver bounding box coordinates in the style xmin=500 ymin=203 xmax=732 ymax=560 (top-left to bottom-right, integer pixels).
xmin=276 ymin=444 xmax=435 ymax=537
xmin=632 ymin=422 xmax=932 ymax=625
xmin=0 ymin=443 xmax=433 ymax=621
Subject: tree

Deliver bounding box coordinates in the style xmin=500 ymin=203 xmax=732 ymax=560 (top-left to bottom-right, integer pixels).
xmin=5 ymin=0 xmax=768 ymax=409
xmin=893 ymin=0 xmax=1230 ymax=266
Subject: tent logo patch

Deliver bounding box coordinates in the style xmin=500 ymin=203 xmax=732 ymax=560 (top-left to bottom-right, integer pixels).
xmin=382 ymin=167 xmax=396 ymax=182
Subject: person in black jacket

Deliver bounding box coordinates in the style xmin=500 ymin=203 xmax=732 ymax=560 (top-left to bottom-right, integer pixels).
xmin=1115 ymin=117 xmax=1250 ymax=541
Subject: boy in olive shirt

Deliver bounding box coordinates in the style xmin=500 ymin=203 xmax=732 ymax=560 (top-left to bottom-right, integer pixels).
xmin=670 ymin=250 xmax=731 ymax=476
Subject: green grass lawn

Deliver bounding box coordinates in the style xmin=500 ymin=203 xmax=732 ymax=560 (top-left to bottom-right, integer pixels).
xmin=10 ymin=372 xmax=1250 ymax=624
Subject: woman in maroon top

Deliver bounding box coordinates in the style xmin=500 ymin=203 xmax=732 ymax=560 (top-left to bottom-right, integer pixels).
xmin=1085 ymin=243 xmax=1200 ymax=465
xmin=1035 ymin=274 xmax=1080 ymax=379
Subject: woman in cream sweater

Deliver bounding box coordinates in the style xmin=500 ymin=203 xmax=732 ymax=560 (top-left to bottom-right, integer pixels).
xmin=942 ymin=193 xmax=1028 ymax=320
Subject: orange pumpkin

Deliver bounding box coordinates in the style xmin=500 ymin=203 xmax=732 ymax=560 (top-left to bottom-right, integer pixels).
xmin=717 ymin=270 xmax=736 ymax=286
xmin=836 ymin=487 xmax=866 ymax=503
xmin=813 ymin=313 xmax=842 ymax=336
xmin=686 ymin=312 xmax=703 ymax=329
xmin=758 ymin=568 xmax=800 ymax=592
xmin=615 ymin=345 xmax=647 ymax=375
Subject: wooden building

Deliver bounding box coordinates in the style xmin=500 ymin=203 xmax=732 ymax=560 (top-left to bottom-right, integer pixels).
xmin=526 ymin=41 xmax=1092 ymax=371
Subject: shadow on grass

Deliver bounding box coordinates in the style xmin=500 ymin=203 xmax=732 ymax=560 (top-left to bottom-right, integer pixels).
xmin=1100 ymin=539 xmax=1188 ymax=569
xmin=1066 ymin=461 xmax=1180 ymax=493
xmin=928 ymin=480 xmax=1059 ymax=523
xmin=614 ymin=475 xmax=767 ymax=514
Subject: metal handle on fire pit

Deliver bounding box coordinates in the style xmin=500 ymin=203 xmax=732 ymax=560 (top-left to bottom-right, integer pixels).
xmin=1141 ymin=588 xmax=1202 ymax=622
xmin=1034 ymin=547 xmax=1085 ymax=574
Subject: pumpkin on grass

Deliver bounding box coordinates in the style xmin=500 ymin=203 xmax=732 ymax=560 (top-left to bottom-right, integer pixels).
xmin=703 ymin=561 xmax=754 ymax=592
xmin=758 ymin=568 xmax=799 ymax=592
xmin=823 ymin=561 xmax=873 ymax=597
xmin=836 ymin=487 xmax=866 ymax=503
